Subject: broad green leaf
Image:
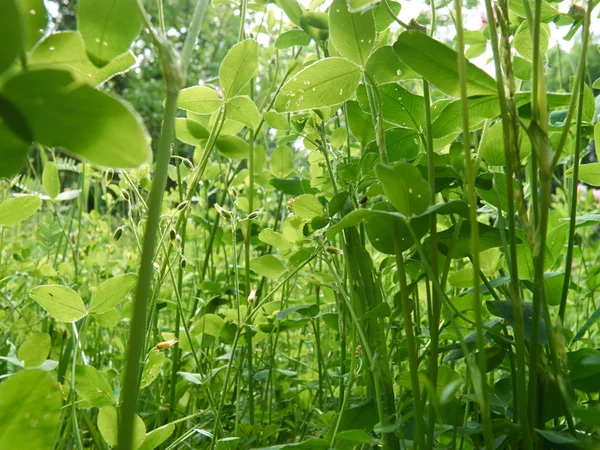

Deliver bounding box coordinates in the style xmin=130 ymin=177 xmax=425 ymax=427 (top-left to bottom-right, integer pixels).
xmin=373 ymin=1 xmax=401 ymax=32
xmin=28 ymin=32 xmax=136 ymax=86
xmin=77 ymin=0 xmax=141 ymax=65
xmin=566 ymin=163 xmax=600 ymax=186
xmin=2 ymin=69 xmax=151 ymax=169
xmin=0 ymin=0 xmax=21 ymax=75
xmin=386 ymin=127 xmax=421 ymax=162
xmin=264 ymin=111 xmax=290 ymax=130
xmin=140 ymin=350 xmax=165 ymax=389
xmin=178 ymin=86 xmax=223 ymax=115
xmin=358 ymin=83 xmax=425 ymax=131
xmin=42 ymin=162 xmax=60 ymax=199
xmin=89 ymin=273 xmax=137 ymax=315
xmin=16 ymin=0 xmax=48 ymax=52
xmin=0 ymin=122 xmax=30 ymax=179
xmin=192 ymin=313 xmax=225 ymax=337
xmin=346 ymin=100 xmax=375 ymax=146
xmin=514 ymin=22 xmax=549 ymax=61
xmin=365 ymin=46 xmax=412 ymax=84
xmin=336 ymin=430 xmax=373 ymax=444
xmin=226 ymin=96 xmax=260 ymax=129
xmin=215 ymin=135 xmax=249 ymax=159
xmin=375 ymin=163 xmax=430 ymax=216
xmin=277 ymin=0 xmax=304 ymax=26
xmin=431 ymin=96 xmax=501 ymax=138
xmin=299 ymin=12 xmax=329 ymax=41
xmin=29 ymin=284 xmax=86 ymax=322
xmin=329 ymin=0 xmax=375 ymax=66
xmin=348 ymin=0 xmax=379 ymax=13
xmin=487 ymin=300 xmax=548 ymax=344
xmin=331 ymin=127 xmax=347 ymax=148
xmin=219 ymin=39 xmax=259 ymax=100
xmin=138 ymin=424 xmax=175 ymax=450
xmin=258 ymin=229 xmax=293 ymax=250
xmin=0 ymin=370 xmax=62 ymax=450
xmin=291 ymin=194 xmax=325 ymax=219
xmin=275 ymin=58 xmax=361 ymax=112
xmin=509 ymin=0 xmax=559 ymax=22
xmin=275 ymin=29 xmax=311 ymax=49
xmin=480 ymin=120 xmax=531 ymax=165
xmin=250 ymin=255 xmax=287 ymax=278
xmin=393 ymin=31 xmax=497 ymax=97
xmin=175 ymin=116 xmax=210 ymax=145
xmin=0 ymin=196 xmax=42 ymax=227
xmin=98 ymin=406 xmax=146 ymax=449
xmin=271 ymin=146 xmax=294 ymax=178
xmin=17 ymin=332 xmax=51 ymax=367
xmin=75 ymin=365 xmax=115 ymax=408
xmin=435 ymin=222 xmax=514 ymax=259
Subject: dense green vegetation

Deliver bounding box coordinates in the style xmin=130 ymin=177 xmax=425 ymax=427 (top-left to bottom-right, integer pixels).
xmin=2 ymin=0 xmax=600 ymax=449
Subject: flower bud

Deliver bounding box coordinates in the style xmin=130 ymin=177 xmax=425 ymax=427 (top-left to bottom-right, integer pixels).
xmin=568 ymin=3 xmax=585 ymax=21
xmin=248 ymin=289 xmax=256 ymax=304
xmin=113 ymin=227 xmax=123 ymax=242
xmin=169 ymin=228 xmax=177 ymax=243
xmin=326 ymin=246 xmax=344 ymax=255
xmin=247 ymin=210 xmax=261 ymax=220
xmin=105 ymin=169 xmax=114 ymax=185
xmin=214 ymin=203 xmax=232 ymax=219
xmin=180 ymin=256 xmax=187 ymax=270
xmin=154 ymin=338 xmax=178 ymax=350
xmin=121 ymin=190 xmax=130 ymax=201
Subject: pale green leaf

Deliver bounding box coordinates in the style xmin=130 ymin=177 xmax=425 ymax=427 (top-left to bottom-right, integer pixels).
xmin=264 ymin=111 xmax=290 ymax=130
xmin=0 ymin=370 xmax=62 ymax=450
xmin=329 ymin=0 xmax=375 ymax=66
xmin=141 ymin=350 xmax=165 ymax=389
xmin=17 ymin=332 xmax=51 ymax=367
xmin=226 ymin=96 xmax=260 ymax=129
xmin=192 ymin=313 xmax=225 ymax=337
xmin=1 ymin=69 xmax=151 ymax=169
xmin=393 ymin=30 xmax=497 ymax=97
xmin=275 ymin=58 xmax=361 ymax=112
xmin=89 ymin=273 xmax=137 ymax=315
xmin=28 ymin=32 xmax=136 ymax=87
xmin=178 ymin=86 xmax=223 ymax=115
xmin=98 ymin=406 xmax=146 ymax=449
xmin=275 ymin=29 xmax=311 ymax=49
xmin=566 ymin=162 xmax=600 ymax=186
xmin=375 ymin=162 xmax=430 ymax=216
xmin=215 ymin=135 xmax=249 ymax=159
xmin=77 ymin=0 xmax=141 ymax=65
xmin=42 ymin=162 xmax=60 ymax=199
xmin=138 ymin=424 xmax=175 ymax=450
xmin=75 ymin=365 xmax=115 ymax=408
xmin=29 ymin=284 xmax=86 ymax=323
xmin=270 ymin=146 xmax=294 ymax=178
xmin=291 ymin=194 xmax=325 ymax=219
xmin=0 ymin=196 xmax=42 ymax=227
xmin=259 ymin=228 xmax=293 ymax=250
xmin=250 ymin=255 xmax=287 ymax=278
xmin=219 ymin=39 xmax=259 ymax=100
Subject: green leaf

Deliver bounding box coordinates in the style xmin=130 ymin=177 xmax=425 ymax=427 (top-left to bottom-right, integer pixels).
xmin=271 ymin=146 xmax=294 ymax=178
xmin=226 ymin=96 xmax=260 ymax=129
xmin=336 ymin=430 xmax=373 ymax=444
xmin=141 ymin=350 xmax=165 ymax=389
xmin=215 ymin=135 xmax=250 ymax=159
xmin=178 ymin=86 xmax=223 ymax=115
xmin=277 ymin=0 xmax=304 ymax=26
xmin=2 ymin=69 xmax=150 ymax=168
xmin=75 ymin=365 xmax=115 ymax=408
xmin=329 ymin=0 xmax=375 ymax=66
xmin=259 ymin=229 xmax=293 ymax=251
xmin=17 ymin=332 xmax=51 ymax=367
xmin=0 ymin=195 xmax=42 ymax=227
xmin=28 ymin=32 xmax=136 ymax=86
xmin=431 ymin=96 xmax=500 ymax=138
xmin=0 ymin=120 xmax=30 ymax=179
xmin=365 ymin=46 xmax=411 ymax=85
xmin=277 ymin=304 xmax=319 ymax=320
xmin=358 ymin=83 xmax=425 ymax=131
xmin=291 ymin=194 xmax=325 ymax=219
xmin=0 ymin=370 xmax=62 ymax=450
xmin=566 ymin=162 xmax=600 ymax=186
xmin=250 ymin=255 xmax=287 ymax=278
xmin=89 ymin=273 xmax=137 ymax=315
xmin=573 ymin=303 xmax=600 ymax=343
xmin=16 ymin=0 xmax=48 ymax=52
xmin=275 ymin=29 xmax=311 ymax=49
xmin=346 ymin=100 xmax=375 ymax=146
xmin=0 ymin=0 xmax=21 ymax=75
xmin=98 ymin=406 xmax=146 ymax=449
xmin=535 ymin=430 xmax=580 ymax=446
xmin=375 ymin=162 xmax=430 ymax=216
xmin=487 ymin=300 xmax=548 ymax=344
xmin=219 ymin=39 xmax=259 ymax=100
xmin=42 ymin=162 xmax=60 ymax=199
xmin=386 ymin=127 xmax=421 ymax=162
xmin=29 ymin=284 xmax=86 ymax=323
xmin=299 ymin=12 xmax=329 ymax=41
xmin=77 ymin=0 xmax=141 ymax=65
xmin=393 ymin=30 xmax=497 ymax=97
xmin=275 ymin=58 xmax=361 ymax=112
xmin=480 ymin=120 xmax=531 ymax=166
xmin=263 ymin=111 xmax=290 ymax=130
xmin=514 ymin=22 xmax=549 ymax=61
xmin=373 ymin=1 xmax=401 ymax=32
xmin=435 ymin=222 xmax=514 ymax=259
xmin=347 ymin=0 xmax=379 ymax=13
xmin=138 ymin=424 xmax=175 ymax=450
xmin=192 ymin=313 xmax=225 ymax=337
